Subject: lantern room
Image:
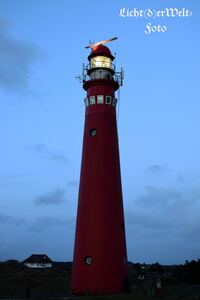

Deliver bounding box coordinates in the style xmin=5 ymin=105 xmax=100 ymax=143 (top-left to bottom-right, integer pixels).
xmin=81 ymin=40 xmax=124 ymax=91
xmin=91 ymin=56 xmax=112 ymax=69
xmin=87 ymin=45 xmax=115 ymax=81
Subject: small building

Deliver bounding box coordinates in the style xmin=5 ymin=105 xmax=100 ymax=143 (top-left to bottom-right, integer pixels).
xmin=23 ymin=254 xmax=53 ymax=268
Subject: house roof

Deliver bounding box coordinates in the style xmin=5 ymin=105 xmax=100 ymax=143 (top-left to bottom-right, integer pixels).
xmin=23 ymin=254 xmax=53 ymax=264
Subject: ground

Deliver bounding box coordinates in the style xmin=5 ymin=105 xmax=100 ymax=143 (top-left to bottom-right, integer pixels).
xmin=0 ymin=261 xmax=200 ymax=299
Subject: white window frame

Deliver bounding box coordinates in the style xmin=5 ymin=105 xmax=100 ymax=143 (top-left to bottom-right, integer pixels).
xmin=84 ymin=97 xmax=89 ymax=107
xmin=89 ymin=96 xmax=95 ymax=105
xmin=105 ymin=96 xmax=112 ymax=105
xmin=97 ymin=95 xmax=104 ymax=104
xmin=112 ymin=97 xmax=117 ymax=107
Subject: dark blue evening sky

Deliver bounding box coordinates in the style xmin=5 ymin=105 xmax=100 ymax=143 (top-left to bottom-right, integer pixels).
xmin=0 ymin=0 xmax=200 ymax=264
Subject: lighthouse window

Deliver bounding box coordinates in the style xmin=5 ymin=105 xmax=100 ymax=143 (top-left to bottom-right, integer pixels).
xmin=112 ymin=98 xmax=118 ymax=107
xmin=89 ymin=96 xmax=95 ymax=105
xmin=84 ymin=97 xmax=89 ymax=107
xmin=84 ymin=256 xmax=93 ymax=265
xmin=90 ymin=128 xmax=97 ymax=137
xmin=97 ymin=95 xmax=104 ymax=104
xmin=105 ymin=96 xmax=112 ymax=105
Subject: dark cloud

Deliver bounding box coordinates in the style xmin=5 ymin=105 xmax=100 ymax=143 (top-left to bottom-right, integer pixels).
xmin=34 ymin=188 xmax=66 ymax=206
xmin=0 ymin=213 xmax=13 ymax=224
xmin=50 ymin=153 xmax=68 ymax=164
xmin=67 ymin=180 xmax=78 ymax=187
xmin=29 ymin=143 xmax=48 ymax=156
xmin=0 ymin=18 xmax=40 ymax=90
xmin=125 ymin=184 xmax=200 ymax=262
xmin=26 ymin=143 xmax=68 ymax=164
xmin=138 ymin=186 xmax=182 ymax=208
xmin=126 ymin=210 xmax=173 ymax=231
xmin=0 ymin=213 xmax=25 ymax=226
xmin=177 ymin=174 xmax=185 ymax=184
xmin=147 ymin=164 xmax=168 ymax=175
xmin=127 ymin=185 xmax=200 ymax=240
xmin=29 ymin=216 xmax=66 ymax=232
xmin=29 ymin=216 xmax=75 ymax=232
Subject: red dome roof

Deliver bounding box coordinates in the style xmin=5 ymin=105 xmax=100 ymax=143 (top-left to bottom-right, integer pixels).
xmin=88 ymin=45 xmax=114 ymax=61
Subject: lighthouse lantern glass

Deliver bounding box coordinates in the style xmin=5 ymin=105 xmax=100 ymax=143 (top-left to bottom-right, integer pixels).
xmin=91 ymin=56 xmax=112 ymax=69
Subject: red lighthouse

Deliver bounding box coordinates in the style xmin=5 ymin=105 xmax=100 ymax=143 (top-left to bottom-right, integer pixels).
xmin=71 ymin=38 xmax=128 ymax=295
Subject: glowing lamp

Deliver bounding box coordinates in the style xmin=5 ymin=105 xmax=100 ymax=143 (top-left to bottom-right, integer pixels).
xmin=90 ymin=56 xmax=112 ymax=69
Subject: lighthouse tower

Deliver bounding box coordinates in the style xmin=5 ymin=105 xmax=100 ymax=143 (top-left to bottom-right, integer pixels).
xmin=71 ymin=38 xmax=128 ymax=295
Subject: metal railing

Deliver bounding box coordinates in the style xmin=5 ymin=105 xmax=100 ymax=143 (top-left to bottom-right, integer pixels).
xmin=81 ymin=64 xmax=124 ymax=87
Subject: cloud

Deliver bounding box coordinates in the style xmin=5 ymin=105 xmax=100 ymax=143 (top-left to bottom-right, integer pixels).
xmin=26 ymin=143 xmax=68 ymax=164
xmin=126 ymin=210 xmax=173 ymax=231
xmin=28 ymin=216 xmax=75 ymax=232
xmin=67 ymin=180 xmax=78 ymax=187
xmin=125 ymin=184 xmax=200 ymax=263
xmin=0 ymin=18 xmax=40 ymax=91
xmin=50 ymin=153 xmax=68 ymax=164
xmin=138 ymin=186 xmax=182 ymax=209
xmin=29 ymin=216 xmax=66 ymax=232
xmin=29 ymin=143 xmax=47 ymax=156
xmin=0 ymin=213 xmax=25 ymax=226
xmin=127 ymin=185 xmax=200 ymax=239
xmin=147 ymin=164 xmax=168 ymax=175
xmin=0 ymin=213 xmax=13 ymax=224
xmin=34 ymin=188 xmax=66 ymax=206
xmin=177 ymin=174 xmax=185 ymax=184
